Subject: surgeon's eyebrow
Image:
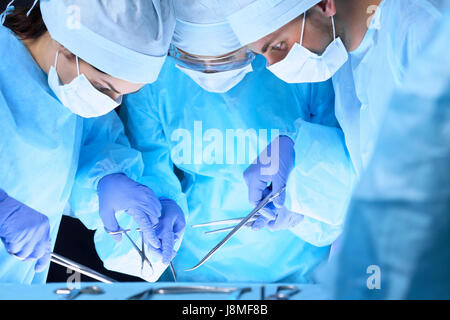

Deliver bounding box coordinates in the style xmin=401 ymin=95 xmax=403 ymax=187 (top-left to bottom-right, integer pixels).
xmin=92 ymin=66 xmax=122 ymax=95
xmin=102 ymin=79 xmax=121 ymax=95
xmin=261 ymin=43 xmax=270 ymax=54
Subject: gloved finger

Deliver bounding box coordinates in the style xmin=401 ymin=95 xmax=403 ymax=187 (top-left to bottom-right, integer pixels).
xmin=141 ymin=188 xmax=163 ymax=216
xmin=138 ymin=203 xmax=162 ymax=227
xmin=11 ymin=238 xmax=35 ymax=260
xmin=258 ymin=205 xmax=277 ymax=220
xmin=24 ymin=223 xmax=51 ymax=261
xmin=243 ymin=165 xmax=270 ymax=206
xmin=142 ymin=227 xmax=161 ymax=250
xmin=161 ymin=231 xmax=175 ymax=265
xmin=4 ymin=239 xmax=25 ymax=256
xmin=99 ymin=209 xmax=122 ymax=242
xmin=268 ymin=208 xmax=303 ymax=231
xmin=251 ymin=216 xmax=269 ymax=231
xmin=271 ymin=175 xmax=287 ymax=208
xmin=172 ymin=215 xmax=186 ymax=240
xmin=15 ymin=241 xmax=44 ymax=261
xmin=34 ymin=251 xmax=51 ymax=273
xmin=129 ymin=208 xmax=161 ymax=249
xmin=146 ymin=244 xmax=163 ymax=262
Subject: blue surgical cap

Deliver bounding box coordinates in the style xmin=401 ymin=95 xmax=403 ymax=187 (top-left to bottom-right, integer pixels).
xmin=40 ymin=0 xmax=176 ymax=84
xmin=222 ymin=0 xmax=321 ymax=46
xmin=172 ymin=0 xmax=242 ymax=56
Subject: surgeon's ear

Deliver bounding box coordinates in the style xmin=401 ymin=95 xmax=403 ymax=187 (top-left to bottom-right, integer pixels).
xmin=315 ymin=0 xmax=336 ymax=17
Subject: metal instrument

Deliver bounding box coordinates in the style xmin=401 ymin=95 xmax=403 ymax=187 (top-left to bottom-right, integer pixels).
xmin=108 ymin=228 xmax=177 ymax=281
xmin=50 ymin=253 xmax=116 ymax=284
xmin=55 ymin=285 xmax=105 ymax=300
xmin=266 ymin=285 xmax=301 ymax=300
xmin=191 ymin=215 xmax=261 ymax=235
xmin=185 ymin=186 xmax=286 ymax=271
xmin=127 ymin=285 xmax=240 ymax=300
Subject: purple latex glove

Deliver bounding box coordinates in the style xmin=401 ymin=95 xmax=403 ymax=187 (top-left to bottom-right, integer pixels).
xmin=251 ymin=206 xmax=304 ymax=231
xmin=244 ymin=135 xmax=295 ymax=227
xmin=248 ymin=186 xmax=303 ymax=231
xmin=147 ymin=198 xmax=186 ymax=265
xmin=0 ymin=189 xmax=51 ymax=272
xmin=97 ymin=173 xmax=162 ymax=249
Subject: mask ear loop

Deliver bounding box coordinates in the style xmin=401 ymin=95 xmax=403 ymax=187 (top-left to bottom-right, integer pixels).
xmin=300 ymin=12 xmax=306 ymax=46
xmin=53 ymin=50 xmax=60 ymax=69
xmin=75 ymin=56 xmax=80 ymax=76
xmin=331 ymin=16 xmax=336 ymax=40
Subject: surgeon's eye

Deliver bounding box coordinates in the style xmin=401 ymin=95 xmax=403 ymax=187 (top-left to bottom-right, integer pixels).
xmin=94 ymin=85 xmax=111 ymax=95
xmin=271 ymin=42 xmax=287 ymax=51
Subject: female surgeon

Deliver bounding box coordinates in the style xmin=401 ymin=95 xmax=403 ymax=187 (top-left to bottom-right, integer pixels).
xmin=0 ymin=0 xmax=178 ymax=283
xmin=97 ymin=0 xmax=356 ymax=283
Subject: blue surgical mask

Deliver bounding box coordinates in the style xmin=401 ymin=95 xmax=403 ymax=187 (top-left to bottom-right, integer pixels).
xmin=48 ymin=51 xmax=122 ymax=118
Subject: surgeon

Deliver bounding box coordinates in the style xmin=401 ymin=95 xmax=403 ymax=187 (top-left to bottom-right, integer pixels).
xmin=320 ymin=8 xmax=450 ymax=299
xmin=0 ymin=0 xmax=175 ymax=283
xmin=220 ymin=0 xmax=441 ymax=236
xmin=99 ymin=0 xmax=355 ymax=283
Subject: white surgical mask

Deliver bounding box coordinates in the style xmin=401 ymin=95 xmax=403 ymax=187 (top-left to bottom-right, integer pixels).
xmin=267 ymin=13 xmax=348 ymax=83
xmin=48 ymin=51 xmax=122 ymax=118
xmin=175 ymin=64 xmax=253 ymax=93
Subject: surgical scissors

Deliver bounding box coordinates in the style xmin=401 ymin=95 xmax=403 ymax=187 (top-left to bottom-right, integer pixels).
xmin=108 ymin=228 xmax=177 ymax=281
xmin=185 ymin=186 xmax=286 ymax=271
xmin=108 ymin=228 xmax=154 ymax=274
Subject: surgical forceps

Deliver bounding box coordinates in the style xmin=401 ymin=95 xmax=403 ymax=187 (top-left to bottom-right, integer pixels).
xmin=108 ymin=228 xmax=154 ymax=274
xmin=127 ymin=285 xmax=243 ymax=300
xmin=185 ymin=186 xmax=286 ymax=271
xmin=191 ymin=214 xmax=262 ymax=235
xmin=50 ymin=253 xmax=116 ymax=284
xmin=109 ymin=228 xmax=177 ymax=281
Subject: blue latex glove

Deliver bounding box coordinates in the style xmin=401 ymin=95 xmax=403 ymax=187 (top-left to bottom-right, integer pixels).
xmin=147 ymin=198 xmax=186 ymax=265
xmin=97 ymin=173 xmax=162 ymax=249
xmin=243 ymin=135 xmax=295 ymax=228
xmin=0 ymin=189 xmax=51 ymax=272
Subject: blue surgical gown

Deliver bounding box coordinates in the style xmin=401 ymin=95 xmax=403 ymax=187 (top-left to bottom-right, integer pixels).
xmin=325 ymin=9 xmax=450 ymax=299
xmin=94 ymin=55 xmax=355 ymax=283
xmin=0 ymin=25 xmax=143 ymax=284
xmin=333 ymin=0 xmax=442 ymax=174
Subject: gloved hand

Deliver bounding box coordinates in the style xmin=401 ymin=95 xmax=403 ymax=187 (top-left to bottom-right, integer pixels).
xmin=0 ymin=189 xmax=51 ymax=272
xmin=147 ymin=198 xmax=186 ymax=265
xmin=251 ymin=205 xmax=304 ymax=231
xmin=243 ymin=135 xmax=295 ymax=226
xmin=97 ymin=173 xmax=162 ymax=250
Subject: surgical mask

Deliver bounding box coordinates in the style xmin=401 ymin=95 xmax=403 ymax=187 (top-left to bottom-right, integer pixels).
xmin=175 ymin=64 xmax=253 ymax=93
xmin=267 ymin=13 xmax=348 ymax=84
xmin=48 ymin=51 xmax=122 ymax=118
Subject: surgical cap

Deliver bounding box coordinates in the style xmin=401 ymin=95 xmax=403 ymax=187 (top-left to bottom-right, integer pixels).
xmin=222 ymin=0 xmax=321 ymax=46
xmin=172 ymin=0 xmax=242 ymax=56
xmin=40 ymin=0 xmax=176 ymax=84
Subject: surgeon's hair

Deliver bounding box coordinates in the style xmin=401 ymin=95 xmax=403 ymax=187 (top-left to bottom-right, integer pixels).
xmin=3 ymin=3 xmax=47 ymax=40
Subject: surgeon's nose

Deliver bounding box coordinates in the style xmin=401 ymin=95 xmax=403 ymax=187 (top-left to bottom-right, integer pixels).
xmin=265 ymin=53 xmax=282 ymax=67
xmin=109 ymin=92 xmax=122 ymax=102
